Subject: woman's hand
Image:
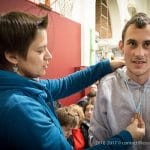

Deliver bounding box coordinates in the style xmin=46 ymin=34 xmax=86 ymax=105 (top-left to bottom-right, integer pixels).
xmin=126 ymin=113 xmax=145 ymax=141
xmin=110 ymin=59 xmax=125 ymax=71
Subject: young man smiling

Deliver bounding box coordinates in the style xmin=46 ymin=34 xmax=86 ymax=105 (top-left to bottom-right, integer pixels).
xmin=89 ymin=12 xmax=150 ymax=150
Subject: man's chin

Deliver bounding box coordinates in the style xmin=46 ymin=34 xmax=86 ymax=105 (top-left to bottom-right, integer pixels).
xmin=132 ymin=69 xmax=147 ymax=76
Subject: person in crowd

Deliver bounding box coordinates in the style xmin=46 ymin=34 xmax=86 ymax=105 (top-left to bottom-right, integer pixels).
xmin=0 ymin=11 xmax=145 ymax=150
xmin=57 ymin=103 xmax=93 ymax=149
xmin=56 ymin=106 xmax=78 ymax=139
xmin=77 ymin=83 xmax=97 ymax=107
xmin=81 ymin=103 xmax=94 ymax=148
xmin=87 ymin=90 xmax=97 ymax=105
xmin=89 ymin=12 xmax=150 ymax=150
xmin=67 ymin=104 xmax=85 ymax=150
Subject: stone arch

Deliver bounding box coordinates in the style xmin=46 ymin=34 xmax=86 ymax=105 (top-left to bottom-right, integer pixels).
xmin=107 ymin=0 xmax=121 ymax=42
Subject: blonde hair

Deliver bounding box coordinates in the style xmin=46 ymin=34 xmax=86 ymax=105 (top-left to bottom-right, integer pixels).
xmin=56 ymin=106 xmax=78 ymax=128
xmin=69 ymin=104 xmax=85 ymax=126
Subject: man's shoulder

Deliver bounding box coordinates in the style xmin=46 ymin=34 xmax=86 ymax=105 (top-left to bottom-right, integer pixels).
xmin=100 ymin=67 xmax=126 ymax=83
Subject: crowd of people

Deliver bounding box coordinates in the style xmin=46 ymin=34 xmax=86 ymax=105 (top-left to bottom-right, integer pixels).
xmin=0 ymin=10 xmax=147 ymax=150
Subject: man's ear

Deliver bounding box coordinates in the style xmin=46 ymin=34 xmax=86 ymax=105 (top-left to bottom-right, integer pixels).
xmin=4 ymin=51 xmax=18 ymax=65
xmin=118 ymin=40 xmax=124 ymax=54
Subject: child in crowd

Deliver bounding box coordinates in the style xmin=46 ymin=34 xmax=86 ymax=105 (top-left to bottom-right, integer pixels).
xmin=80 ymin=103 xmax=94 ymax=148
xmin=56 ymin=106 xmax=78 ymax=138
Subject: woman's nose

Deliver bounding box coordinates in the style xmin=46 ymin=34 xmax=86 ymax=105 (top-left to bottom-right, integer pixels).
xmin=45 ymin=48 xmax=52 ymax=60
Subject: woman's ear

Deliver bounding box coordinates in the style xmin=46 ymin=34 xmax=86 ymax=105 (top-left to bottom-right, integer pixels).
xmin=4 ymin=51 xmax=18 ymax=65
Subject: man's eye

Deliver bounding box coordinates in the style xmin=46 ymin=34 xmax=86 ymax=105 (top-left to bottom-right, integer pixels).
xmin=127 ymin=41 xmax=137 ymax=48
xmin=129 ymin=42 xmax=136 ymax=46
xmin=143 ymin=41 xmax=150 ymax=49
